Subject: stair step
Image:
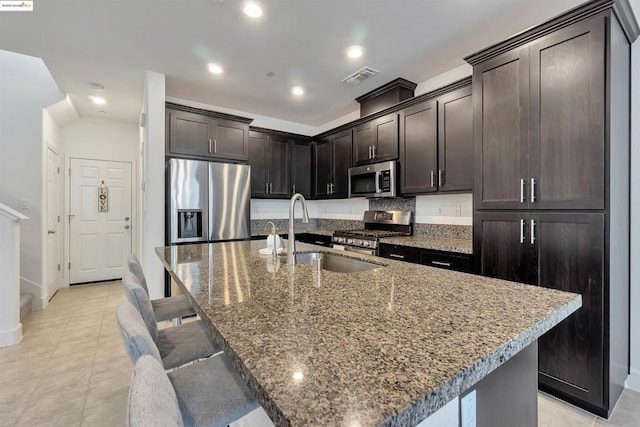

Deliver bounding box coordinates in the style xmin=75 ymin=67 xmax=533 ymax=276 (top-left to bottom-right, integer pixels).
xmin=20 ymin=293 xmax=33 ymax=321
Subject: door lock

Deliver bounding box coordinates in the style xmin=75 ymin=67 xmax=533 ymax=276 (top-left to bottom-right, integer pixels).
xmin=124 ymin=225 xmax=130 ymax=230
xmin=124 ymin=217 xmax=130 ymax=221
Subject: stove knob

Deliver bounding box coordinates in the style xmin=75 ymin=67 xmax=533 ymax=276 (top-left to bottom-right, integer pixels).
xmin=347 ymin=239 xmax=353 ymax=245
xmin=362 ymin=241 xmax=370 ymax=247
xmin=339 ymin=237 xmax=345 ymax=243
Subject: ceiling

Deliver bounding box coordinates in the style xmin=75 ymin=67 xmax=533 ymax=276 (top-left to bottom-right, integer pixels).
xmin=0 ymin=0 xmax=585 ymax=127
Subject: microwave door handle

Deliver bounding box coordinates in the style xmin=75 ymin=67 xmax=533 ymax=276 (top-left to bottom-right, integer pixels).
xmin=376 ymin=171 xmax=383 ymax=193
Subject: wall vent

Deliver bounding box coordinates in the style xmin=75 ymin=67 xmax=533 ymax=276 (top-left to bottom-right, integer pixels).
xmin=342 ymin=66 xmax=380 ymax=86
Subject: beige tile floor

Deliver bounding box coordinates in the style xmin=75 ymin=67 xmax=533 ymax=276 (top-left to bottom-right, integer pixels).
xmin=1 ymin=281 xmax=639 ymax=426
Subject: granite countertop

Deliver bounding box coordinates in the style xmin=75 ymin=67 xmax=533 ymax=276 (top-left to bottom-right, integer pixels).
xmin=379 ymin=236 xmax=473 ymax=254
xmin=156 ymin=240 xmax=580 ymax=427
xmin=251 ymin=229 xmax=335 ymax=238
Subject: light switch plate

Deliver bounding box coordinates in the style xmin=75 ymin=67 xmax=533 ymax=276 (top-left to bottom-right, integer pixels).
xmin=20 ymin=198 xmax=30 ymax=209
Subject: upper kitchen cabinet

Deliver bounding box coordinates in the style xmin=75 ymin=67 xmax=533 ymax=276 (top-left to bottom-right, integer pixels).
xmin=471 ymin=15 xmax=609 ymax=210
xmin=292 ymin=142 xmax=312 ymax=198
xmin=166 ymin=103 xmax=251 ymax=162
xmin=399 ymin=79 xmax=473 ymax=195
xmin=437 ymin=86 xmax=473 ymax=192
xmin=399 ymin=100 xmax=437 ymax=194
xmin=352 ymin=113 xmax=399 ymax=166
xmin=313 ymin=129 xmax=352 ymax=199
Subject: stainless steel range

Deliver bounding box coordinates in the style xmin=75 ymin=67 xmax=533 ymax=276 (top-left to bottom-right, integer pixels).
xmin=332 ymin=210 xmax=412 ymax=255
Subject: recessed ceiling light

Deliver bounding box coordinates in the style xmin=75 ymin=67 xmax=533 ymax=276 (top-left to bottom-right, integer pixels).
xmin=347 ymin=46 xmax=363 ymax=59
xmin=89 ymin=95 xmax=106 ymax=105
xmin=291 ymin=86 xmax=304 ymax=96
xmin=207 ymin=63 xmax=223 ymax=74
xmin=243 ymin=2 xmax=262 ymax=18
xmin=89 ymin=82 xmax=104 ymax=91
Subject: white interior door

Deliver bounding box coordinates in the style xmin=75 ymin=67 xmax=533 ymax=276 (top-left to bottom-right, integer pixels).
xmin=46 ymin=147 xmax=62 ymax=298
xmin=69 ymin=158 xmax=132 ymax=284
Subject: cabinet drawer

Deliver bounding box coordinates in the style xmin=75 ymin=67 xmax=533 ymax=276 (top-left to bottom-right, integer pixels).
xmin=378 ymin=244 xmax=420 ymax=263
xmin=419 ymin=250 xmax=472 ymax=273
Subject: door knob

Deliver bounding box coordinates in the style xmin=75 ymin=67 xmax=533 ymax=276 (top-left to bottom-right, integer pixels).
xmin=48 ymin=229 xmax=56 ymax=234
xmin=124 ymin=225 xmax=130 ymax=230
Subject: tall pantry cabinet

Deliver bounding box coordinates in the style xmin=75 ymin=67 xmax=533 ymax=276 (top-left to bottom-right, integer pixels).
xmin=466 ymin=0 xmax=638 ymax=417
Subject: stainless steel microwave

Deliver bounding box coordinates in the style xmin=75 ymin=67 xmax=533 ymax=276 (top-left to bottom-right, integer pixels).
xmin=348 ymin=161 xmax=398 ymax=198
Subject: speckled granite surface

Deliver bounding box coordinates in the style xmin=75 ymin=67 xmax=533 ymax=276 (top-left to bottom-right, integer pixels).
xmin=380 ymin=236 xmax=473 ymax=254
xmin=413 ymin=223 xmax=472 ymax=240
xmin=157 ymin=241 xmax=580 ymax=427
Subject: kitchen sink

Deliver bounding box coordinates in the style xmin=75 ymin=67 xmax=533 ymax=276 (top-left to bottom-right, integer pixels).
xmin=289 ymin=251 xmax=383 ymax=273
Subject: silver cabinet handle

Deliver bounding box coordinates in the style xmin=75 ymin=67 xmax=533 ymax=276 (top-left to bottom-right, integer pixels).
xmin=530 ymin=219 xmax=536 ymax=245
xmin=292 ymin=184 xmax=296 ymax=194
xmin=530 ymin=178 xmax=536 ymax=203
xmin=389 ymin=253 xmax=405 ymax=259
xmin=520 ymin=178 xmax=525 ymax=203
xmin=213 ymin=139 xmax=217 ymax=153
xmin=48 ymin=229 xmax=56 ymax=234
xmin=125 ymin=225 xmax=130 ymax=230
xmin=269 ymin=183 xmax=273 ymax=194
xmin=327 ymin=183 xmax=330 ymax=194
xmin=368 ymin=145 xmax=371 ymax=159
xmin=314 ymin=241 xmax=324 ymax=245
xmin=330 ymin=183 xmax=335 ymax=194
xmin=208 ymin=139 xmax=213 ymax=153
xmin=431 ymin=260 xmax=452 ymax=267
xmin=430 ymin=170 xmax=435 ymax=187
xmin=372 ymin=145 xmax=376 ymax=159
xmin=265 ymin=182 xmax=269 ymax=194
xmin=520 ymin=219 xmax=525 ymax=244
xmin=438 ymin=170 xmax=444 ymax=187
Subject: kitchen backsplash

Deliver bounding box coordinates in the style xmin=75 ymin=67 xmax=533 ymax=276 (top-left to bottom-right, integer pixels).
xmin=368 ymin=197 xmax=416 ymax=214
xmin=413 ymin=223 xmax=472 ymax=239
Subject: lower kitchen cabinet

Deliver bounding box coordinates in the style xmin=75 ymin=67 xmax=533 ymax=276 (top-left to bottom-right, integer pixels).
xmin=474 ymin=211 xmax=623 ymax=415
xmin=378 ymin=243 xmax=472 ymax=273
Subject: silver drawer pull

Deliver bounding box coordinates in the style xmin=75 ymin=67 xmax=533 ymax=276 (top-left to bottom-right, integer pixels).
xmin=389 ymin=253 xmax=405 ymax=259
xmin=530 ymin=219 xmax=536 ymax=245
xmin=431 ymin=260 xmax=452 ymax=267
xmin=530 ymin=178 xmax=536 ymax=203
xmin=431 ymin=171 xmax=435 ymax=187
xmin=520 ymin=219 xmax=525 ymax=244
xmin=520 ymin=178 xmax=525 ymax=203
xmin=314 ymin=241 xmax=324 ymax=245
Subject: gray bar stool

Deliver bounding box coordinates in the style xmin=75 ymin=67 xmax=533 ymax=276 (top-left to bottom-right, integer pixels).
xmin=121 ymin=274 xmax=220 ymax=369
xmin=127 ymin=254 xmax=196 ymax=324
xmin=124 ymin=334 xmax=265 ymax=426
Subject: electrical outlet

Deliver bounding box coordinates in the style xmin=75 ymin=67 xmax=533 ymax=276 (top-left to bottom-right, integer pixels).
xmin=20 ymin=198 xmax=30 ymax=209
xmin=461 ymin=390 xmax=476 ymax=427
xmin=438 ymin=204 xmax=445 ymax=215
xmin=455 ymin=205 xmax=461 ymax=217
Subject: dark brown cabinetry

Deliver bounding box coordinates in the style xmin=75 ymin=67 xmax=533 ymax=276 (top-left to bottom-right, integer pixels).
xmin=248 ymin=131 xmax=291 ymax=198
xmin=399 ymin=84 xmax=473 ymax=195
xmin=473 ymin=18 xmax=605 ymax=211
xmin=313 ymin=129 xmax=352 ymax=199
xmin=474 ymin=212 xmax=605 ymax=408
xmin=379 ymin=243 xmax=472 ymax=273
xmin=467 ymin=0 xmax=636 ymax=416
xmin=167 ymin=108 xmax=249 ymax=161
xmin=353 ymin=113 xmax=399 ymax=166
xmin=292 ymin=143 xmax=311 ymax=198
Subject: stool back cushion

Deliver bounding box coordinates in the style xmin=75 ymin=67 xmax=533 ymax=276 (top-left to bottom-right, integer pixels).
xmin=127 ymin=254 xmax=149 ymax=295
xmin=122 ymin=272 xmax=158 ymax=343
xmin=116 ymin=302 xmax=162 ymax=365
xmin=128 ymin=355 xmax=184 ymax=427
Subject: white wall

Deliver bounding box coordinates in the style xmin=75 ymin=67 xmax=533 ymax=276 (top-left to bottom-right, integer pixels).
xmin=0 ymin=50 xmax=65 ymax=307
xmin=140 ymin=71 xmax=166 ymax=299
xmin=250 ymin=198 xmax=368 ymax=220
xmin=415 ymin=193 xmax=473 ymax=225
xmin=60 ymin=117 xmax=139 ymax=162
xmin=626 ymin=0 xmax=640 ymax=392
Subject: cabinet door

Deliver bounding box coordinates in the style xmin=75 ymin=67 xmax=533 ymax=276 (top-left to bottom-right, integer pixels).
xmin=211 ymin=118 xmax=249 ymax=161
xmin=534 ymin=213 xmax=605 ymax=408
xmin=292 ymin=143 xmax=311 ymax=198
xmin=268 ymin=135 xmax=291 ymax=198
xmin=168 ymin=111 xmax=212 ymax=157
xmin=314 ymin=140 xmax=332 ymax=198
xmin=529 ymin=18 xmax=605 ymax=210
xmin=353 ymin=122 xmax=374 ymax=166
xmin=399 ymin=100 xmax=437 ymax=194
xmin=473 ymin=212 xmax=533 ymax=284
xmin=438 ymin=86 xmax=473 ymax=192
xmin=474 ymin=47 xmax=530 ymax=209
xmin=248 ymin=131 xmax=268 ymax=197
xmin=372 ymin=113 xmax=399 ymax=162
xmin=331 ymin=129 xmax=353 ymax=198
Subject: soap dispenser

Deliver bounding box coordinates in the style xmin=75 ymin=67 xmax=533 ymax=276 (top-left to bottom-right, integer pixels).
xmin=265 ymin=221 xmax=282 ymax=253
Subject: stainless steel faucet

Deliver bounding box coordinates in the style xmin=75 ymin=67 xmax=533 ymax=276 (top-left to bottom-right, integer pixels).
xmin=287 ymin=193 xmax=310 ymax=264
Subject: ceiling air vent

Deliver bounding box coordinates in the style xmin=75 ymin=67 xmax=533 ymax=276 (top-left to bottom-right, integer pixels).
xmin=342 ymin=66 xmax=380 ymax=86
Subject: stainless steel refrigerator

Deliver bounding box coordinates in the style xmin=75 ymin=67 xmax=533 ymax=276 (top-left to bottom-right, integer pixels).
xmin=168 ymin=159 xmax=251 ymax=244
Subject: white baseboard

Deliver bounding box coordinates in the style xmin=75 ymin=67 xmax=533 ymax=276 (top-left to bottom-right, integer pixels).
xmin=625 ymin=370 xmax=640 ymax=392
xmin=0 ymin=323 xmax=22 ymax=347
xmin=20 ymin=276 xmax=43 ymax=310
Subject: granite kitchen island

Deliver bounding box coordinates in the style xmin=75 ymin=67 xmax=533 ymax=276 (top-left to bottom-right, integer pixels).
xmin=156 ymin=240 xmax=581 ymax=427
